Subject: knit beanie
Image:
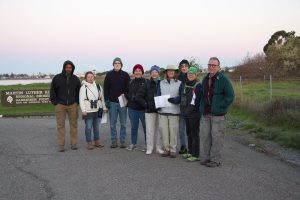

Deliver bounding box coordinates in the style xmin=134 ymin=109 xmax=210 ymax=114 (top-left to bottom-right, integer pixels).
xmin=187 ymin=66 xmax=198 ymax=75
xmin=150 ymin=65 xmax=160 ymax=73
xmin=113 ymin=57 xmax=123 ymax=67
xmin=179 ymin=59 xmax=190 ymax=68
xmin=132 ymin=64 xmax=144 ymax=74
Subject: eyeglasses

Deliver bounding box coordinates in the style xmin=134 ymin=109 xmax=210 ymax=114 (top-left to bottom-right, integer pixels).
xmin=207 ymin=64 xmax=219 ymax=67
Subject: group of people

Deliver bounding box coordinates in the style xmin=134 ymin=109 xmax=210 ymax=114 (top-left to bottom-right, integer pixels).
xmin=50 ymin=56 xmax=235 ymax=168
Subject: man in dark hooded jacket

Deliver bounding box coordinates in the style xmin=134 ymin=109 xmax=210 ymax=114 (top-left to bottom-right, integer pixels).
xmin=50 ymin=60 xmax=81 ymax=152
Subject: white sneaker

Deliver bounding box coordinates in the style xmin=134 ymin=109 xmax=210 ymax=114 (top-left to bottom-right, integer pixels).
xmin=146 ymin=150 xmax=152 ymax=155
xmin=156 ymin=148 xmax=164 ymax=154
xmin=127 ymin=144 xmax=136 ymax=151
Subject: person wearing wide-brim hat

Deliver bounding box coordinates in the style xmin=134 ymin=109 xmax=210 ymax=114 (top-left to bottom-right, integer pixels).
xmin=179 ymin=66 xmax=202 ymax=162
xmin=157 ymin=64 xmax=181 ymax=158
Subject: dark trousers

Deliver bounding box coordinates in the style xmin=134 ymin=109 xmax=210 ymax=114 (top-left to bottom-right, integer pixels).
xmin=186 ymin=117 xmax=200 ymax=157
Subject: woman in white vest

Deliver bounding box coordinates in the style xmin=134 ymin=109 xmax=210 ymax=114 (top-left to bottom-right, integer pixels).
xmin=158 ymin=65 xmax=181 ymax=158
xmin=79 ymin=71 xmax=107 ymax=150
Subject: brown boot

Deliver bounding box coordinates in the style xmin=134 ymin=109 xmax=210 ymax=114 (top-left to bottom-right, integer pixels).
xmin=94 ymin=140 xmax=104 ymax=148
xmin=86 ymin=142 xmax=94 ymax=150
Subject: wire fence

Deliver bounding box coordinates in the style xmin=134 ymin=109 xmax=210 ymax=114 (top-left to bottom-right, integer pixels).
xmin=231 ymin=76 xmax=300 ymax=103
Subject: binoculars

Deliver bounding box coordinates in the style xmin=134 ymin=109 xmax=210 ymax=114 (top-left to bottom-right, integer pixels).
xmin=90 ymin=100 xmax=98 ymax=109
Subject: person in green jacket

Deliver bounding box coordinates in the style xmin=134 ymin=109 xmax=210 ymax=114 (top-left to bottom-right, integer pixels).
xmin=199 ymin=57 xmax=235 ymax=167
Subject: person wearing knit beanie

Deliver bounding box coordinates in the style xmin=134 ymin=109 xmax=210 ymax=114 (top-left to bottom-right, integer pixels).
xmin=150 ymin=65 xmax=160 ymax=73
xmin=126 ymin=64 xmax=147 ymax=151
xmin=113 ymin=57 xmax=123 ymax=67
xmin=132 ymin=64 xmax=144 ymax=75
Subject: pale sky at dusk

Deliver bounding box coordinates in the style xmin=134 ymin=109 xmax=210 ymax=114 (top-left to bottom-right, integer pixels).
xmin=0 ymin=0 xmax=299 ymax=74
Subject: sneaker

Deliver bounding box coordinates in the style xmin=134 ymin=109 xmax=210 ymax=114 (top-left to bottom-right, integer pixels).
xmin=110 ymin=141 xmax=118 ymax=148
xmin=205 ymin=161 xmax=221 ymax=168
xmin=70 ymin=144 xmax=78 ymax=150
xmin=182 ymin=153 xmax=192 ymax=159
xmin=187 ymin=156 xmax=200 ymax=162
xmin=156 ymin=148 xmax=164 ymax=154
xmin=146 ymin=150 xmax=152 ymax=155
xmin=161 ymin=150 xmax=170 ymax=157
xmin=179 ymin=145 xmax=187 ymax=154
xmin=169 ymin=152 xmax=176 ymax=158
xmin=120 ymin=141 xmax=126 ymax=148
xmin=200 ymin=159 xmax=210 ymax=166
xmin=127 ymin=144 xmax=136 ymax=151
xmin=58 ymin=145 xmax=65 ymax=152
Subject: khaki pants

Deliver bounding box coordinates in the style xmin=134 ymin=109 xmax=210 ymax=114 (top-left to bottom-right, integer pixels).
xmin=200 ymin=115 xmax=226 ymax=162
xmin=158 ymin=115 xmax=179 ymax=153
xmin=145 ymin=113 xmax=163 ymax=152
xmin=55 ymin=103 xmax=78 ymax=146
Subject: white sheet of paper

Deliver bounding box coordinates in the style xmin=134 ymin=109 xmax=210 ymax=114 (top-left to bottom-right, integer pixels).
xmin=154 ymin=95 xmax=171 ymax=108
xmin=118 ymin=94 xmax=128 ymax=107
xmin=101 ymin=112 xmax=108 ymax=124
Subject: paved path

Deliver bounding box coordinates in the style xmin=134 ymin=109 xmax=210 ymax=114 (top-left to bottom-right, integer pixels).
xmin=0 ymin=117 xmax=299 ymax=200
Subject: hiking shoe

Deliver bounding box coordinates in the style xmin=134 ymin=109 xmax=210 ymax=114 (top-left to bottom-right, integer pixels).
xmin=120 ymin=141 xmax=126 ymax=148
xmin=127 ymin=144 xmax=136 ymax=151
xmin=58 ymin=145 xmax=65 ymax=152
xmin=205 ymin=161 xmax=221 ymax=168
xmin=200 ymin=159 xmax=210 ymax=166
xmin=86 ymin=142 xmax=94 ymax=150
xmin=187 ymin=156 xmax=200 ymax=162
xmin=182 ymin=153 xmax=192 ymax=159
xmin=94 ymin=140 xmax=104 ymax=148
xmin=169 ymin=152 xmax=177 ymax=158
xmin=161 ymin=150 xmax=170 ymax=157
xmin=179 ymin=145 xmax=187 ymax=154
xmin=110 ymin=141 xmax=118 ymax=148
xmin=71 ymin=144 xmax=78 ymax=150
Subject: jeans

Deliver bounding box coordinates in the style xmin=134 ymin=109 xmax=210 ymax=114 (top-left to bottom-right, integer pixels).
xmin=128 ymin=108 xmax=146 ymax=145
xmin=84 ymin=115 xmax=100 ymax=142
xmin=179 ymin=116 xmax=186 ymax=147
xmin=109 ymin=101 xmax=127 ymax=142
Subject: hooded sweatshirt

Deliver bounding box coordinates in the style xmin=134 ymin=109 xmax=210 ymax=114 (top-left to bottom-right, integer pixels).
xmin=79 ymin=80 xmax=106 ymax=113
xmin=50 ymin=60 xmax=81 ymax=105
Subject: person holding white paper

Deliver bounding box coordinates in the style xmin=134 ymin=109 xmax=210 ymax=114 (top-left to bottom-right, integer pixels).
xmin=125 ymin=64 xmax=147 ymax=151
xmin=157 ymin=65 xmax=181 ymax=158
xmin=103 ymin=57 xmax=130 ymax=148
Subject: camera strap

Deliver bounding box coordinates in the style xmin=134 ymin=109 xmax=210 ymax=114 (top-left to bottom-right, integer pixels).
xmin=85 ymin=84 xmax=101 ymax=101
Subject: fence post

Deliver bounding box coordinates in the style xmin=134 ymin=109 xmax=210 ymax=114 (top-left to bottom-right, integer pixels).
xmin=239 ymin=76 xmax=243 ymax=101
xmin=264 ymin=75 xmax=266 ymax=84
xmin=269 ymin=75 xmax=272 ymax=101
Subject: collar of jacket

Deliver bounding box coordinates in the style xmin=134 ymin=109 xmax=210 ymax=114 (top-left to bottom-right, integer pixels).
xmin=162 ymin=78 xmax=177 ymax=83
xmin=205 ymin=72 xmax=222 ymax=80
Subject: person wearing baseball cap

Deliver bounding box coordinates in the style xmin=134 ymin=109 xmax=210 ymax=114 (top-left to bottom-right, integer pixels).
xmin=178 ymin=59 xmax=190 ymax=154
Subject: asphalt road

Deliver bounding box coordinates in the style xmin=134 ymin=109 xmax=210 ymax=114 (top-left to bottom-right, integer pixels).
xmin=0 ymin=117 xmax=299 ymax=200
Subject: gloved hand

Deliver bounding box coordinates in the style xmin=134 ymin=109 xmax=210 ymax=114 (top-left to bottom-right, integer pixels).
xmin=168 ymin=97 xmax=176 ymax=104
xmin=105 ymin=100 xmax=110 ymax=109
xmin=168 ymin=96 xmax=181 ymax=104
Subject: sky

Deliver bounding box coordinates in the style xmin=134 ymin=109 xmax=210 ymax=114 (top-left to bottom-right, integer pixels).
xmin=0 ymin=0 xmax=300 ymax=75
